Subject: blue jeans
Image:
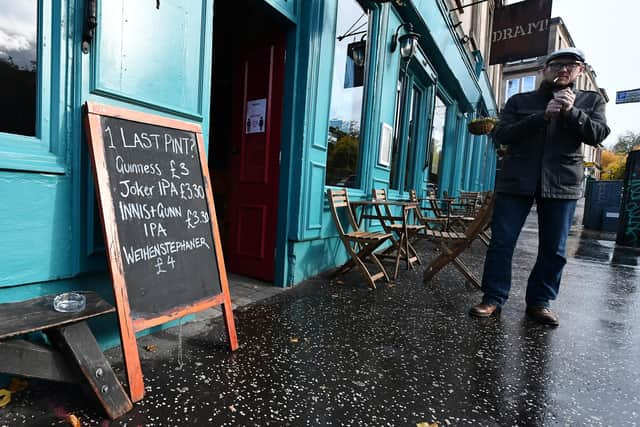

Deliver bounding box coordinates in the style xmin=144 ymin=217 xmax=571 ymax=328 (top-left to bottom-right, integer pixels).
xmin=481 ymin=193 xmax=577 ymax=308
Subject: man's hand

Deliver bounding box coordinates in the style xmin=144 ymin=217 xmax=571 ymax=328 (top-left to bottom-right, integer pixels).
xmin=545 ymin=99 xmax=563 ymax=120
xmin=553 ymin=88 xmax=576 ymax=111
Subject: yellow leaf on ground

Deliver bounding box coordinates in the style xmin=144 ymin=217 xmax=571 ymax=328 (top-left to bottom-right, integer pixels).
xmin=67 ymin=414 xmax=81 ymax=427
xmin=289 ymin=337 xmax=299 ymax=343
xmin=0 ymin=389 xmax=11 ymax=408
xmin=144 ymin=344 xmax=158 ymax=352
xmin=416 ymin=423 xmax=438 ymax=427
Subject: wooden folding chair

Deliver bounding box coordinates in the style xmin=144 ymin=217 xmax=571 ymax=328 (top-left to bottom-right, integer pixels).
xmin=327 ymin=189 xmax=393 ymax=289
xmin=450 ymin=191 xmax=491 ymax=245
xmin=422 ymin=192 xmax=495 ymax=288
xmin=408 ymin=189 xmax=450 ymax=231
xmin=371 ymin=189 xmax=425 ymax=278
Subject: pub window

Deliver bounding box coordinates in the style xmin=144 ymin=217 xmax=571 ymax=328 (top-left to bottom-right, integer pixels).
xmin=521 ymin=75 xmax=535 ymax=92
xmin=326 ymin=0 xmax=368 ymax=188
xmin=505 ymin=79 xmax=519 ymax=101
xmin=428 ymin=96 xmax=447 ymax=190
xmin=403 ymin=85 xmax=421 ymax=192
xmin=505 ymin=75 xmax=536 ymax=102
xmin=389 ymin=76 xmax=404 ymax=189
xmin=0 ymin=1 xmax=38 ymax=137
xmin=390 ymin=77 xmax=422 ymax=192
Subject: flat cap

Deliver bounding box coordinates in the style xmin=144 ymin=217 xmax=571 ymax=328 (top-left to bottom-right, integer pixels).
xmin=544 ymin=47 xmax=585 ymax=64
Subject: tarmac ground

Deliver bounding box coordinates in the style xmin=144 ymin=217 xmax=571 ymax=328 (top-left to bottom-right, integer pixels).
xmin=1 ymin=200 xmax=640 ymax=426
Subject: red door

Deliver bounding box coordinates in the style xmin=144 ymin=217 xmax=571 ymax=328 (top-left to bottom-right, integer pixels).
xmin=225 ymin=32 xmax=285 ymax=282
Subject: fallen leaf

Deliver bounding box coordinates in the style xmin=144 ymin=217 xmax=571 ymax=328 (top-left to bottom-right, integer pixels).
xmin=289 ymin=337 xmax=299 ymax=343
xmin=387 ymin=283 xmax=396 ymax=288
xmin=8 ymin=378 xmax=28 ymax=393
xmin=67 ymin=414 xmax=81 ymax=427
xmin=416 ymin=423 xmax=438 ymax=427
xmin=144 ymin=344 xmax=158 ymax=352
xmin=334 ymin=279 xmax=345 ymax=285
xmin=0 ymin=389 xmax=11 ymax=408
xmin=228 ymin=405 xmax=237 ymax=412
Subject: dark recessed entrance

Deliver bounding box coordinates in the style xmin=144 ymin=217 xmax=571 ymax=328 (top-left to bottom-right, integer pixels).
xmin=209 ymin=0 xmax=289 ymax=282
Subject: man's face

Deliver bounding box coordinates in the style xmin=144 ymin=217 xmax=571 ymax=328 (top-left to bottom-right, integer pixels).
xmin=543 ymin=57 xmax=584 ymax=87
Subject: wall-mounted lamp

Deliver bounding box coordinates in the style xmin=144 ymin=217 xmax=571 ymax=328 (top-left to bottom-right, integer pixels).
xmin=370 ymin=0 xmax=407 ymax=6
xmin=348 ymin=35 xmax=367 ymax=67
xmin=390 ymin=23 xmax=420 ymax=62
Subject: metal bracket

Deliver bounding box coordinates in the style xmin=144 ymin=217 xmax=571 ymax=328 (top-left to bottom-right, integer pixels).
xmin=82 ymin=0 xmax=98 ymax=54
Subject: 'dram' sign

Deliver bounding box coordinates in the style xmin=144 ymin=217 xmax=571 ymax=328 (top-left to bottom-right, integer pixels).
xmin=489 ymin=0 xmax=553 ymax=65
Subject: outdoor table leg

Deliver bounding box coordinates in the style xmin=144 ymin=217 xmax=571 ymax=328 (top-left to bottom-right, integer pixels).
xmin=404 ymin=206 xmax=410 ymax=271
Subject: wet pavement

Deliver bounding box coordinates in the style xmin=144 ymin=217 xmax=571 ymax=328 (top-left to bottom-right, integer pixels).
xmin=2 ymin=202 xmax=640 ymax=426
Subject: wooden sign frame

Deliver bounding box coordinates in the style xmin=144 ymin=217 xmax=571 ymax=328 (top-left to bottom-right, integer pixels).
xmin=84 ymin=102 xmax=238 ymax=403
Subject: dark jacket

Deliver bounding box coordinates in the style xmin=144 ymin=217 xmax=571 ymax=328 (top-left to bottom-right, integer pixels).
xmin=494 ymin=81 xmax=610 ymax=199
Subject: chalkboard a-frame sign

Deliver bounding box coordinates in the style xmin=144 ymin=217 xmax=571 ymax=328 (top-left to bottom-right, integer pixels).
xmin=84 ymin=102 xmax=238 ymax=402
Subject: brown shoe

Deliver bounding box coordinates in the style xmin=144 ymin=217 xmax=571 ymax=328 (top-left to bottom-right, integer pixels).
xmin=469 ymin=303 xmax=500 ymax=318
xmin=526 ymin=306 xmax=559 ymax=326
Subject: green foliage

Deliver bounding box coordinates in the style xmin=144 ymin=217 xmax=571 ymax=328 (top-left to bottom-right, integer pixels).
xmin=326 ymin=131 xmax=360 ymax=185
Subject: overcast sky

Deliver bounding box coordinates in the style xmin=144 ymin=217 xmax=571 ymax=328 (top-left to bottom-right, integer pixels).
xmin=551 ymin=0 xmax=640 ymax=148
xmin=0 ymin=1 xmax=37 ymax=68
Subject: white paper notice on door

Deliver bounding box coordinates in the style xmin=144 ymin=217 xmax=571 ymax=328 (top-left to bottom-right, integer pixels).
xmin=245 ymin=98 xmax=267 ymax=134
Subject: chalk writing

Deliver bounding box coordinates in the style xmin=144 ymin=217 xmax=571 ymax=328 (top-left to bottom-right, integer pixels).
xmin=104 ymin=125 xmax=197 ymax=156
xmin=121 ymin=237 xmax=210 ymax=265
xmin=96 ymin=115 xmax=222 ymax=317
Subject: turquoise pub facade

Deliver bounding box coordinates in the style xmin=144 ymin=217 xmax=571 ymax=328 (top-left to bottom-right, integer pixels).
xmin=0 ymin=0 xmax=496 ymax=346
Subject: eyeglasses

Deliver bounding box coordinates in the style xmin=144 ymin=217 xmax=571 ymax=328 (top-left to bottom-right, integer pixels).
xmin=547 ymin=62 xmax=582 ymax=72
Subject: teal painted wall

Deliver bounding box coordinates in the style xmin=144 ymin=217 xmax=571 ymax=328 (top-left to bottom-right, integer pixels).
xmin=284 ymin=0 xmax=498 ymax=284
xmin=0 ymin=0 xmax=214 ymax=349
xmin=1 ymin=1 xmax=74 ymax=287
xmin=0 ymin=172 xmax=72 ymax=286
xmin=1 ymin=0 xmax=498 ymax=350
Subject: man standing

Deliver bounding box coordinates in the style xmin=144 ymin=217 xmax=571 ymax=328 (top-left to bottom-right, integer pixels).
xmin=469 ymin=48 xmax=610 ymax=326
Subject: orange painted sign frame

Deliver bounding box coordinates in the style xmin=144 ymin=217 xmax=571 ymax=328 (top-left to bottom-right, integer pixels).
xmin=84 ymin=102 xmax=238 ymax=402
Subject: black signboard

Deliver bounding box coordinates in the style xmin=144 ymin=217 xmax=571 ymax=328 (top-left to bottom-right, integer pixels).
xmin=98 ymin=115 xmax=221 ymax=317
xmin=84 ymin=102 xmax=237 ymax=402
xmin=489 ymin=0 xmax=552 ymax=65
xmin=617 ymin=150 xmax=640 ymax=247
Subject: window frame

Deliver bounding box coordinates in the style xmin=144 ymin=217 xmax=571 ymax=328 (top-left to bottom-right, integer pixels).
xmin=389 ymin=71 xmax=428 ymax=193
xmin=384 ymin=47 xmax=437 ymax=196
xmin=427 ymin=93 xmax=448 ymax=189
xmin=324 ymin=0 xmax=372 ymax=190
xmin=505 ymin=74 xmax=536 ymax=102
xmin=0 ymin=0 xmax=66 ymax=174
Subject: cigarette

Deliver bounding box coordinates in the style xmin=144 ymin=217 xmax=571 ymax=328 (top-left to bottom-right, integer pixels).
xmin=553 ymin=77 xmax=559 ymax=83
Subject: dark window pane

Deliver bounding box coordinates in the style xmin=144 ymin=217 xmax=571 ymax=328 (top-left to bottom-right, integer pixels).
xmin=326 ymin=0 xmax=367 ymax=188
xmin=0 ymin=1 xmax=38 ymax=136
xmin=389 ymin=77 xmax=404 ymax=189
xmin=428 ymin=96 xmax=446 ymax=188
xmin=403 ymin=86 xmax=421 ymax=192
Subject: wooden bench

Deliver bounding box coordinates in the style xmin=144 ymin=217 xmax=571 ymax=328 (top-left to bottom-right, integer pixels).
xmin=0 ymin=291 xmax=133 ymax=420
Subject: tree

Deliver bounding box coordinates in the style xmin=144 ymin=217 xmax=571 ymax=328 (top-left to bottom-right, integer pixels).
xmin=600 ymin=150 xmax=626 ymax=180
xmin=612 ymin=130 xmax=640 ymax=154
xmin=326 ymin=134 xmax=359 ymax=185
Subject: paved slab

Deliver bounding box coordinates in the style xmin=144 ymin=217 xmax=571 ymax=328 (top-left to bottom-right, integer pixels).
xmin=1 ymin=203 xmax=640 ymax=426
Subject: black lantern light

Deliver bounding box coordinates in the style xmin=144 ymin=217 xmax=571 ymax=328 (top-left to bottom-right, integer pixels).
xmin=390 ymin=23 xmax=420 ymax=62
xmin=348 ymin=35 xmax=367 ymax=67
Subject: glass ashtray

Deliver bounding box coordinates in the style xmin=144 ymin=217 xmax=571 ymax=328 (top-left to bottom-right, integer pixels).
xmin=53 ymin=292 xmax=86 ymax=313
